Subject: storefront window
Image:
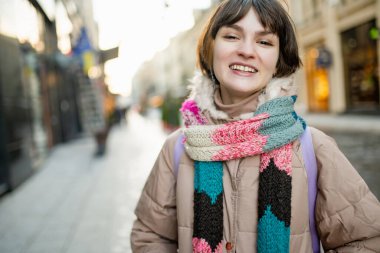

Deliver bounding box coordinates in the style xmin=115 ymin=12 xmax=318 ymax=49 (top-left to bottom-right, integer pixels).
xmin=305 ymin=46 xmax=330 ymax=112
xmin=341 ymin=19 xmax=379 ymax=112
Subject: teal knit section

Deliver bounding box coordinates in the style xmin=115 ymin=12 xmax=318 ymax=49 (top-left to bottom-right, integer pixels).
xmin=257 ymin=205 xmax=290 ymax=253
xmin=254 ymin=96 xmax=305 ymax=151
xmin=194 ymin=161 xmax=223 ymax=205
xmin=255 ymin=96 xmax=296 ymax=118
xmin=263 ymin=120 xmax=304 ymax=151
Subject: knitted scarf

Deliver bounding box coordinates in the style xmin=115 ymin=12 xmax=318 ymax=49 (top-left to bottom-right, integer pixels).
xmin=180 ymin=95 xmax=306 ymax=253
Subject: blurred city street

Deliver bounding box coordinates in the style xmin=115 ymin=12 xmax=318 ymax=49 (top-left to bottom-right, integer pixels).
xmin=1 ymin=1 xmax=380 ymax=252
xmin=0 ymin=110 xmax=379 ymax=253
xmin=0 ymin=110 xmax=167 ymax=253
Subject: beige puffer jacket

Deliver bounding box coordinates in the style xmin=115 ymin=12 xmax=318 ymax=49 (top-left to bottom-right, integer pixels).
xmin=131 ymin=75 xmax=380 ymax=252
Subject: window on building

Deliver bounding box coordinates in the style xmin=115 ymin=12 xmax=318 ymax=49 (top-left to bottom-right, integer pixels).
xmin=341 ymin=19 xmax=379 ymax=112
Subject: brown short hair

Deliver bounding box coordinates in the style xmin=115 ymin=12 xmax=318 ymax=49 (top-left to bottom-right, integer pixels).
xmin=197 ymin=0 xmax=302 ymax=79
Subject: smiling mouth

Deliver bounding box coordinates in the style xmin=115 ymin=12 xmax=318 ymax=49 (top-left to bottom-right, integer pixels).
xmin=230 ymin=64 xmax=258 ymax=73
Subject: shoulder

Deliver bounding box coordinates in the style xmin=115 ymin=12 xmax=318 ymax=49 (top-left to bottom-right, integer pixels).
xmin=308 ymin=126 xmax=349 ymax=173
xmin=163 ymin=128 xmax=183 ymax=151
xmin=309 ymin=126 xmax=338 ymax=152
xmin=159 ymin=128 xmax=184 ymax=168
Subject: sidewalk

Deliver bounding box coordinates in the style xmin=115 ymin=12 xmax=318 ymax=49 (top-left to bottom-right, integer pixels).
xmin=0 ymin=111 xmax=167 ymax=253
xmin=301 ymin=113 xmax=380 ymax=134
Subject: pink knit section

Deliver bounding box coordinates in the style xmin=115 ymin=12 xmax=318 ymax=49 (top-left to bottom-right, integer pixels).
xmin=209 ymin=113 xmax=269 ymax=161
xmin=192 ymin=238 xmax=223 ymax=253
xmin=211 ymin=113 xmax=269 ymax=145
xmin=180 ymin=99 xmax=207 ymax=127
xmin=212 ymin=135 xmax=268 ymax=161
xmin=260 ymin=144 xmax=292 ymax=175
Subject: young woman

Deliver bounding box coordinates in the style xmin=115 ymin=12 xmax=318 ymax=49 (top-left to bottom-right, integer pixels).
xmin=131 ymin=0 xmax=380 ymax=252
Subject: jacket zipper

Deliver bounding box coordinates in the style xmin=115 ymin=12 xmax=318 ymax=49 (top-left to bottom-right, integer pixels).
xmin=227 ymin=159 xmax=241 ymax=253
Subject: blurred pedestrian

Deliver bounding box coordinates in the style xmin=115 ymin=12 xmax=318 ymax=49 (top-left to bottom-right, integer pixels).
xmin=131 ymin=0 xmax=380 ymax=252
xmin=94 ymin=86 xmax=116 ymax=157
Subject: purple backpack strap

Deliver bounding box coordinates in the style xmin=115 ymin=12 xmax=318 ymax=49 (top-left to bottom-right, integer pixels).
xmin=173 ymin=133 xmax=185 ymax=178
xmin=300 ymin=127 xmax=320 ymax=253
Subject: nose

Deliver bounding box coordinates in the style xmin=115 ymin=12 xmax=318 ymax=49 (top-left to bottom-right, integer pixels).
xmin=237 ymin=39 xmax=256 ymax=58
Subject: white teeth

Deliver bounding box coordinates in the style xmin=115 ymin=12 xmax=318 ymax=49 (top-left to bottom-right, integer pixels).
xmin=230 ymin=64 xmax=257 ymax=73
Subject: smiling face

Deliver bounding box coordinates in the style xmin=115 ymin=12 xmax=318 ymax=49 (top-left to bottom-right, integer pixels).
xmin=212 ymin=7 xmax=279 ymax=104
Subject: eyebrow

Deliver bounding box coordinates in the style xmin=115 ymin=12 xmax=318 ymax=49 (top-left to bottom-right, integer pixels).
xmin=224 ymin=24 xmax=274 ymax=36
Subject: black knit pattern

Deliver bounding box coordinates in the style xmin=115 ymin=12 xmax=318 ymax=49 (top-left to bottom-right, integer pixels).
xmin=193 ymin=191 xmax=223 ymax=251
xmin=258 ymin=158 xmax=292 ymax=227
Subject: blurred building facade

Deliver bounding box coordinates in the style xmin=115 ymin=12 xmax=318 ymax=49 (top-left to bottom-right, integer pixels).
xmin=0 ymin=0 xmax=116 ymax=194
xmin=133 ymin=0 xmax=380 ymax=119
xmin=290 ymin=0 xmax=380 ymax=114
xmin=132 ymin=6 xmax=216 ymax=130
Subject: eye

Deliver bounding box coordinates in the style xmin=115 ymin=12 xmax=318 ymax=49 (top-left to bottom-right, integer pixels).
xmin=223 ymin=34 xmax=239 ymax=40
xmin=258 ymin=40 xmax=273 ymax=46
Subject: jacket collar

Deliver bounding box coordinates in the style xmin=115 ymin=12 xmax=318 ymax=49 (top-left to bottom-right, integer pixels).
xmin=187 ymin=72 xmax=297 ymax=120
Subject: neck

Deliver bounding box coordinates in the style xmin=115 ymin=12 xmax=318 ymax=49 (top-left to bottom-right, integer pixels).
xmin=214 ymin=88 xmax=261 ymax=119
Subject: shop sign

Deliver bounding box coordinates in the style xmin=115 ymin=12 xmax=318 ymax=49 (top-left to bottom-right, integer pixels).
xmin=315 ymin=47 xmax=333 ymax=68
xmin=369 ymin=27 xmax=379 ymax=40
